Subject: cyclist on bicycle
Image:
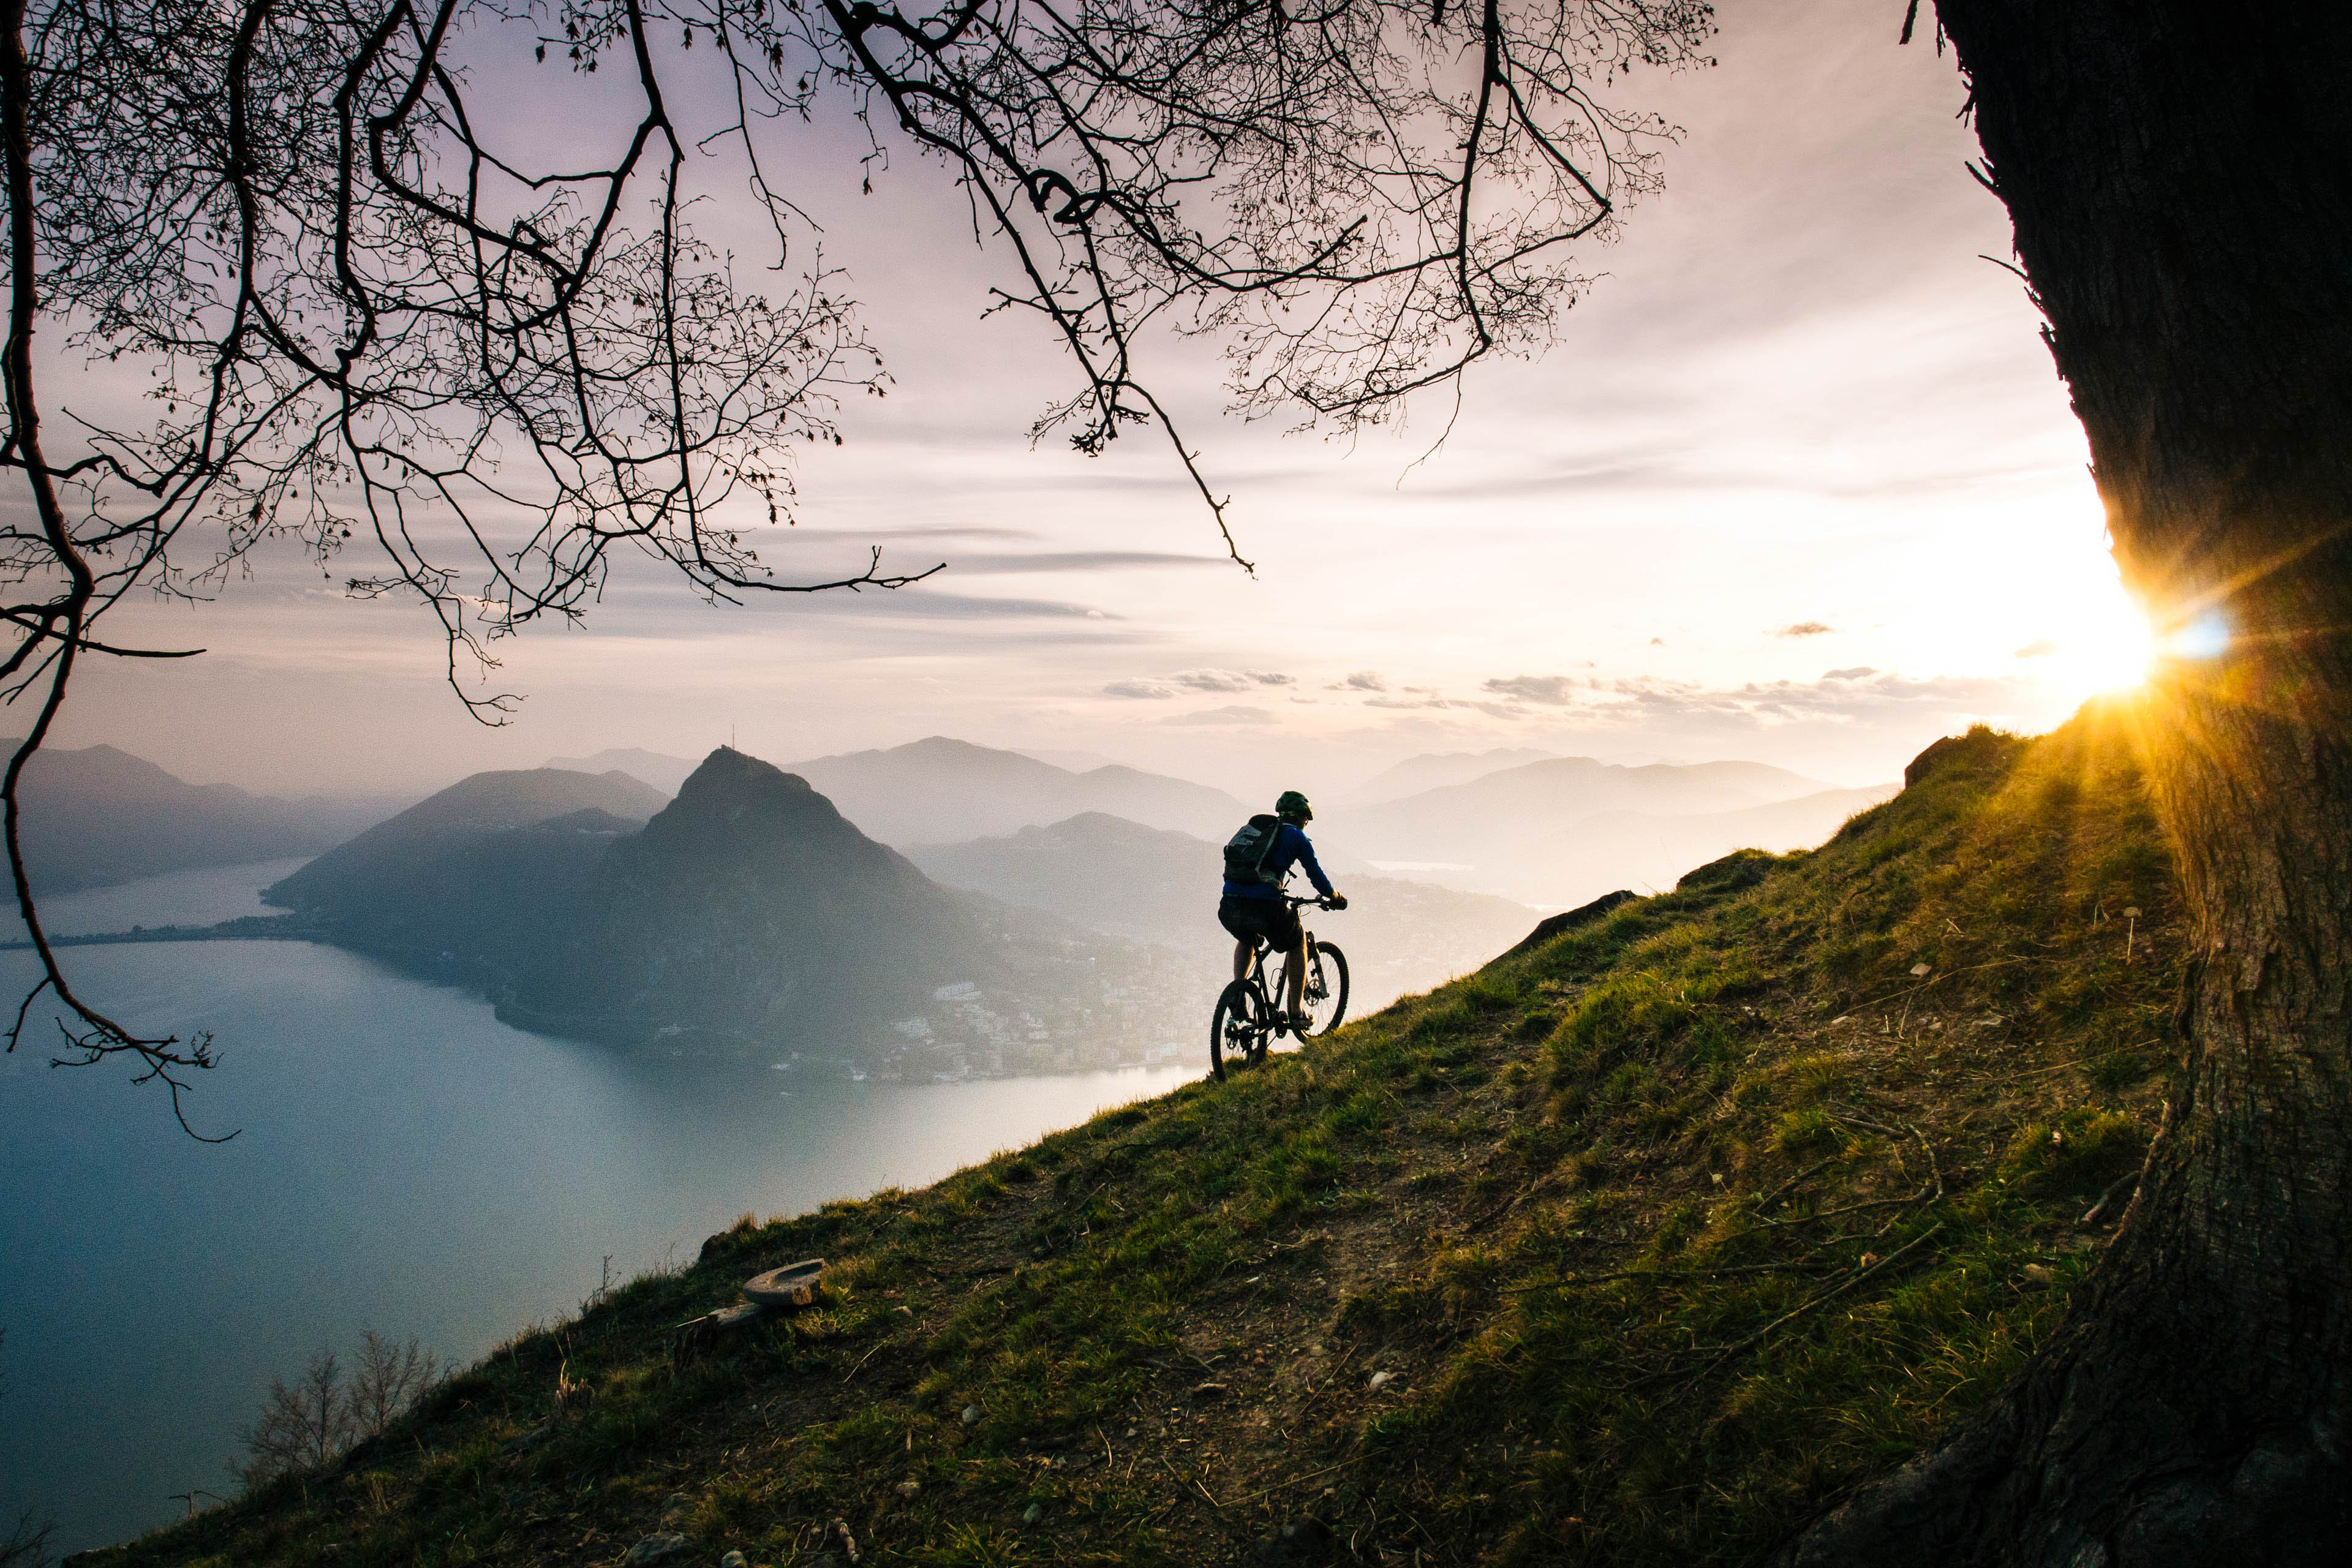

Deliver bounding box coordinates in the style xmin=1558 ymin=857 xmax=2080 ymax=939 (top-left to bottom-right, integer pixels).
xmin=1218 ymin=790 xmax=1348 ymax=1031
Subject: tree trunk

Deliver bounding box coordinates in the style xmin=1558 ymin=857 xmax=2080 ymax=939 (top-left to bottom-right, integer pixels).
xmin=1785 ymin=3 xmax=2352 ymax=1562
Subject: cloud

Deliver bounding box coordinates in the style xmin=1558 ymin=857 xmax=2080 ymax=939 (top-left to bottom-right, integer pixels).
xmin=939 ymin=550 xmax=1234 ymax=576
xmin=1822 ymin=666 xmax=1879 ymax=680
xmin=1482 ymin=674 xmax=1580 ymax=705
xmin=1102 ymin=679 xmax=1177 ymax=699
xmin=1172 ymin=669 xmax=1257 ymax=693
xmin=1336 ymin=671 xmax=1387 ymax=692
xmin=1649 ymin=637 xmax=1666 ymax=646
xmin=2013 ymin=638 xmax=2060 ymax=658
xmin=1776 ymin=621 xmax=1836 ymax=638
xmin=1161 ymin=704 xmax=1277 ymax=726
xmin=1251 ymin=671 xmax=1295 ymax=687
xmin=1366 ymin=695 xmax=1523 ymax=719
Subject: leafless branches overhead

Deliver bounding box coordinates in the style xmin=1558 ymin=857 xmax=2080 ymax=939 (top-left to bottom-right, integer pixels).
xmin=0 ymin=0 xmax=1710 ymax=1120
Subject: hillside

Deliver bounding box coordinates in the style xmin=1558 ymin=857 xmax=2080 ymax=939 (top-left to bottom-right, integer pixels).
xmin=786 ymin=736 xmax=1250 ymax=846
xmin=502 ymin=748 xmax=1025 ymax=1055
xmin=262 ymin=767 xmax=671 ymax=968
xmin=4 ymin=742 xmax=344 ymax=894
xmin=98 ymin=708 xmax=2181 ymax=1567
xmin=907 ymin=811 xmax=1539 ymax=1013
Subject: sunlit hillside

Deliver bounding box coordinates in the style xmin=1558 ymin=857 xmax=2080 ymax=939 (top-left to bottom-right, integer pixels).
xmin=94 ymin=705 xmax=2182 ymax=1567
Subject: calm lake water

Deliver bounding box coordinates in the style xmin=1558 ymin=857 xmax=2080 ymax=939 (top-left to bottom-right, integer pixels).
xmin=0 ymin=864 xmax=1199 ymax=1555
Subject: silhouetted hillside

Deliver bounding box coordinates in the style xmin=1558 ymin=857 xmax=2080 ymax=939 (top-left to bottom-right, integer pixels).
xmin=260 ymin=769 xmax=668 ymax=973
xmin=785 ymin=736 xmax=1247 ymax=845
xmin=907 ymin=811 xmax=1538 ymax=1011
xmin=5 ymin=742 xmax=341 ymax=893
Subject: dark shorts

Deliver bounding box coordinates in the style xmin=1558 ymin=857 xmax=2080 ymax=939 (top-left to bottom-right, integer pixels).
xmin=1219 ymin=894 xmax=1302 ymax=951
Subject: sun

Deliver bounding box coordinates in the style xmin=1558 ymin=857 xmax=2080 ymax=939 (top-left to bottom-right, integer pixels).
xmin=2038 ymin=592 xmax=2161 ymax=703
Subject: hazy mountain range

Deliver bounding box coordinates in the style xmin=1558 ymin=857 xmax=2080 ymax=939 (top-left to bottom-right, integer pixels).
xmin=1 ymin=741 xmax=386 ymax=894
xmin=22 ymin=735 xmax=1898 ymax=1054
xmin=1330 ymin=755 xmax=1897 ymax=904
xmin=778 ymin=736 xmax=1250 ymax=846
xmin=907 ymin=812 xmax=1538 ymax=1014
xmin=263 ymin=750 xmax=1192 ymax=1070
xmin=1355 ymin=747 xmax=1562 ymax=801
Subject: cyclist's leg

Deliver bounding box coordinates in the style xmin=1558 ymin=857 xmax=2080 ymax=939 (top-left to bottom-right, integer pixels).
xmin=1273 ymin=906 xmax=1307 ymax=1019
xmin=1232 ymin=937 xmax=1256 ymax=983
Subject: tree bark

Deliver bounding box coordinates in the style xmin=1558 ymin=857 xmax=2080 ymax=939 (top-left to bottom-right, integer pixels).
xmin=1785 ymin=3 xmax=2352 ymax=1563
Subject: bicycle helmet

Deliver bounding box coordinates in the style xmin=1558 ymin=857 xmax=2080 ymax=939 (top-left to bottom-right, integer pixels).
xmin=1275 ymin=790 xmax=1313 ymax=822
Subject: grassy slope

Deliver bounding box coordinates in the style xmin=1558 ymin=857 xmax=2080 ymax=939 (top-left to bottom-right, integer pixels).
xmin=98 ymin=709 xmax=2183 ymax=1568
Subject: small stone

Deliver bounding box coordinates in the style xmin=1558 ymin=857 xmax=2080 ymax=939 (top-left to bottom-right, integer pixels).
xmin=719 ymin=1553 xmax=748 ymax=1568
xmin=962 ymin=1404 xmax=980 ymax=1425
xmin=1367 ymin=1370 xmax=1394 ymax=1391
xmin=1910 ymin=963 xmax=1932 ymax=977
xmin=1124 ymin=1427 xmax=1137 ymax=1438
xmin=1192 ymin=1380 xmax=1229 ymax=1400
xmin=895 ymin=1480 xmax=921 ymax=1499
xmin=623 ymin=1534 xmax=691 ymax=1566
xmin=1022 ymin=1503 xmax=1042 ymax=1524
xmin=2021 ymin=1263 xmax=2056 ymax=1287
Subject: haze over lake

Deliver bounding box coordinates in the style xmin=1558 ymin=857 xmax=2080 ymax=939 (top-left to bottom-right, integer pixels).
xmin=0 ymin=864 xmax=1196 ymax=1555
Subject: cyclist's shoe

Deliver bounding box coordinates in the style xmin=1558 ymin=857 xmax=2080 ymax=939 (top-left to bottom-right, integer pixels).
xmin=1285 ymin=1009 xmax=1312 ymax=1036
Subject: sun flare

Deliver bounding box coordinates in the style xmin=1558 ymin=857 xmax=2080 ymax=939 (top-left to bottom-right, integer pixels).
xmin=2038 ymin=593 xmax=2160 ymax=703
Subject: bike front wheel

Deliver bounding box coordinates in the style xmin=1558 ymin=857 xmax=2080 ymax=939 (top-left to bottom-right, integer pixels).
xmin=1210 ymin=979 xmax=1272 ymax=1080
xmin=1294 ymin=942 xmax=1350 ymax=1037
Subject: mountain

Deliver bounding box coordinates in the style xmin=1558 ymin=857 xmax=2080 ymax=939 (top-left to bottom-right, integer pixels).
xmin=542 ymin=747 xmax=698 ymax=795
xmin=4 ymin=741 xmax=344 ymax=894
xmin=906 ymin=812 xmax=1539 ymax=1014
xmin=784 ymin=736 xmax=1250 ymax=846
xmin=503 ymin=748 xmax=1011 ymax=1051
xmin=266 ymin=750 xmax=1192 ymax=1069
xmin=1332 ymin=754 xmax=1868 ymax=904
xmin=261 ymin=767 xmax=670 ymax=962
xmin=1358 ymin=747 xmax=1560 ymax=801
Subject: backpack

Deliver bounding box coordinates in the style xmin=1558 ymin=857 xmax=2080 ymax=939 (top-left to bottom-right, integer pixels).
xmin=1222 ymin=813 xmax=1288 ymax=887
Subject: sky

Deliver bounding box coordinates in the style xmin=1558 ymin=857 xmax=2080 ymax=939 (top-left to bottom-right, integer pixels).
xmin=45 ymin=0 xmax=2146 ymax=805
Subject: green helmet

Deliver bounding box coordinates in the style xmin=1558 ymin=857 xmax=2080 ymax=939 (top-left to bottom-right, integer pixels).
xmin=1275 ymin=790 xmax=1313 ymax=823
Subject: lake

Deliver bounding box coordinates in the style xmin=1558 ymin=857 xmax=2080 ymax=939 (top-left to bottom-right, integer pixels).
xmin=0 ymin=864 xmax=1199 ymax=1555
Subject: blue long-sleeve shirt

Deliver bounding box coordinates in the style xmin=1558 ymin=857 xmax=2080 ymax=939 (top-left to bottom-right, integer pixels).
xmin=1222 ymin=822 xmax=1335 ymax=902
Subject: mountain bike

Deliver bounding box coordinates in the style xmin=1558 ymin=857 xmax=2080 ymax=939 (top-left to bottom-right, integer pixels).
xmin=1210 ymin=895 xmax=1349 ymax=1081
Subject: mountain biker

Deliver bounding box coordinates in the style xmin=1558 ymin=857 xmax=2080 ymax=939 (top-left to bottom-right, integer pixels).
xmin=1219 ymin=790 xmax=1348 ymax=1031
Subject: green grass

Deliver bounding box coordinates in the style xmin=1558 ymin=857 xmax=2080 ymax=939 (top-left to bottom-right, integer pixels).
xmin=96 ymin=705 xmax=2183 ymax=1567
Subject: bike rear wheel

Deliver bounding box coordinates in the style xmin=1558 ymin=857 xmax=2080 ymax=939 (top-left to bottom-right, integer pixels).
xmin=1292 ymin=941 xmax=1350 ymax=1036
xmin=1210 ymin=979 xmax=1271 ymax=1080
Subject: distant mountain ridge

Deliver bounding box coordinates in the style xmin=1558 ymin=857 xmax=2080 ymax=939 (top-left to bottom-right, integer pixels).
xmin=262 ymin=750 xmax=1188 ymax=1068
xmin=505 ymin=748 xmax=1008 ymax=1050
xmin=262 ymin=768 xmax=671 ymax=974
xmin=1359 ymin=747 xmax=1561 ymax=801
xmin=1332 ymin=755 xmax=1885 ymax=905
xmin=785 ymin=736 xmax=1248 ymax=846
xmin=907 ymin=811 xmax=1540 ymax=1014
xmin=543 ymin=747 xmax=698 ymax=795
xmin=4 ymin=741 xmax=344 ymax=894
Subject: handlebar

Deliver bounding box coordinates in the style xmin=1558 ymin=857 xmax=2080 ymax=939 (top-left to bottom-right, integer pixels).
xmin=1285 ymin=894 xmax=1346 ymax=910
